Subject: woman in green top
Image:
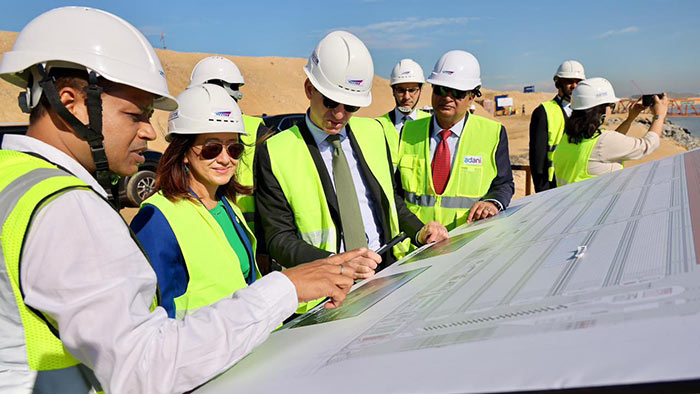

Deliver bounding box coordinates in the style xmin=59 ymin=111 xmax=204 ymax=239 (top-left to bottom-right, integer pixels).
xmin=131 ymin=84 xmax=260 ymax=318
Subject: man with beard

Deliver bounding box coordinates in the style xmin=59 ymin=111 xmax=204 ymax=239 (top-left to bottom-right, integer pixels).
xmin=378 ymin=59 xmax=431 ymax=167
xmin=529 ymin=60 xmax=586 ymax=192
xmin=396 ymin=50 xmax=514 ymax=230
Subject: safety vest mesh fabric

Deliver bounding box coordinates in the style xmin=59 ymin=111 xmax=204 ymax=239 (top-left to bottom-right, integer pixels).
xmin=142 ymin=192 xmax=260 ymax=319
xmin=0 ymin=151 xmax=85 ymax=373
xmin=541 ymin=100 xmax=566 ymax=182
xmin=552 ymin=130 xmax=607 ymax=186
xmin=398 ymin=115 xmax=500 ymax=230
xmin=377 ymin=110 xmax=431 ymax=168
xmin=236 ymin=115 xmax=264 ymax=230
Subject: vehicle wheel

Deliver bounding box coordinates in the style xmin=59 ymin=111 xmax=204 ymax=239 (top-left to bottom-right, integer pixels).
xmin=126 ymin=170 xmax=156 ymax=206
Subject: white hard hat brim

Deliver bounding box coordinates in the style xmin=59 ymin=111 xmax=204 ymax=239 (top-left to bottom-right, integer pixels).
xmin=426 ymin=72 xmax=481 ymax=91
xmin=304 ymin=67 xmax=372 ymax=108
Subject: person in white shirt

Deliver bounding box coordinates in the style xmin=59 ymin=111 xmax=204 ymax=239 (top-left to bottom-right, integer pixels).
xmin=0 ymin=7 xmax=377 ymax=394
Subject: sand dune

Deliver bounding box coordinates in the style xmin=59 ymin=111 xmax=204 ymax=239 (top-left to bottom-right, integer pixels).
xmin=0 ymin=30 xmax=686 ymax=199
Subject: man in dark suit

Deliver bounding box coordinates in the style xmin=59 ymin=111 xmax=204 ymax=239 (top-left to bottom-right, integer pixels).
xmin=254 ymin=31 xmax=448 ymax=271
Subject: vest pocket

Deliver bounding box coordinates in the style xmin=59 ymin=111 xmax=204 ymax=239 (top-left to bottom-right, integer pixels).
xmin=456 ymin=163 xmax=484 ymax=197
xmin=399 ymin=155 xmax=423 ymax=192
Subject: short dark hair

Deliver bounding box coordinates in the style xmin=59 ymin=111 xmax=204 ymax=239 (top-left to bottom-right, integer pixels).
xmin=155 ymin=133 xmax=252 ymax=203
xmin=29 ymin=67 xmax=117 ymax=123
xmin=564 ymin=104 xmax=607 ymax=144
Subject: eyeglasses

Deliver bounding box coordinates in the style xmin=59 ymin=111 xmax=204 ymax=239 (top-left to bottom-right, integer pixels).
xmin=322 ymin=95 xmax=360 ymax=113
xmin=432 ymin=85 xmax=469 ymax=100
xmin=393 ymin=87 xmax=420 ymax=94
xmin=197 ymin=142 xmax=245 ymax=160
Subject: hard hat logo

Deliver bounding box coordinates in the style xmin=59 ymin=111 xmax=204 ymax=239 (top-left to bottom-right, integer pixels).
xmin=401 ymin=71 xmax=411 ymax=75
xmin=347 ymin=79 xmax=364 ymax=86
xmin=442 ymin=70 xmax=455 ymax=75
xmin=214 ymin=111 xmax=233 ymax=117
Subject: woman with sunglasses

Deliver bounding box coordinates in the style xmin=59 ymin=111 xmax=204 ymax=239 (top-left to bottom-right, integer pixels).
xmin=130 ymin=84 xmax=258 ymax=319
xmin=552 ymin=77 xmax=668 ymax=186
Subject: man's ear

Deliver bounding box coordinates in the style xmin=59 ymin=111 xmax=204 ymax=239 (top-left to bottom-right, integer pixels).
xmin=304 ymin=79 xmax=313 ymax=100
xmin=58 ymin=85 xmax=89 ymax=123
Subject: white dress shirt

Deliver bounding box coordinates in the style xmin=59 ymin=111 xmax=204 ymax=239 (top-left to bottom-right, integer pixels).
xmin=305 ymin=115 xmax=382 ymax=251
xmin=2 ymin=134 xmax=298 ymax=394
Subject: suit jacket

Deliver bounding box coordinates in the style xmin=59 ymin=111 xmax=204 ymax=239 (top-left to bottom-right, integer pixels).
xmin=254 ymin=118 xmax=424 ymax=270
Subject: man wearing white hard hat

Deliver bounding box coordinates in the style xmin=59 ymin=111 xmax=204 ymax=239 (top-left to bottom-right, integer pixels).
xmin=255 ymin=32 xmax=448 ymax=305
xmin=0 ymin=8 xmax=372 ymax=393
xmin=552 ymin=77 xmax=667 ymax=185
xmin=188 ymin=56 xmax=267 ymax=231
xmin=397 ymin=50 xmax=514 ymax=230
xmin=377 ymin=59 xmax=431 ymax=166
xmin=529 ymin=60 xmax=585 ymax=192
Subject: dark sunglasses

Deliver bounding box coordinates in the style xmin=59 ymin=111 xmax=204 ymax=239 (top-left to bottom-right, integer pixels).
xmin=432 ymin=85 xmax=469 ymax=100
xmin=197 ymin=142 xmax=245 ymax=160
xmin=322 ymin=95 xmax=360 ymax=113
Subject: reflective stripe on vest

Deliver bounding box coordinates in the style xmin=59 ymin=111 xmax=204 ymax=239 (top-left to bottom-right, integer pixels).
xmin=552 ymin=130 xmax=610 ymax=186
xmin=236 ymin=115 xmax=265 ymax=230
xmin=541 ymin=100 xmax=566 ymax=182
xmin=0 ymin=151 xmax=98 ymax=393
xmin=377 ymin=110 xmax=431 ymax=169
xmin=142 ymin=192 xmax=260 ymax=319
xmin=398 ymin=115 xmax=500 ymax=230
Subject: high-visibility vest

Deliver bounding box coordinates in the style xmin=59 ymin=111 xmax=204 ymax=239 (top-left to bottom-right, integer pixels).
xmin=141 ymin=192 xmax=260 ymax=319
xmin=552 ymin=130 xmax=614 ymax=186
xmin=236 ymin=114 xmax=265 ymax=230
xmin=0 ymin=151 xmax=100 ymax=393
xmin=398 ymin=115 xmax=501 ymax=230
xmin=540 ymin=100 xmax=566 ymax=182
xmin=265 ymin=117 xmax=410 ymax=312
xmin=377 ymin=109 xmax=431 ymax=168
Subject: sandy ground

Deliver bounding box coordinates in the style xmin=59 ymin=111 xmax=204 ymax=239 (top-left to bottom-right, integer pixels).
xmin=0 ymin=30 xmax=687 ymax=214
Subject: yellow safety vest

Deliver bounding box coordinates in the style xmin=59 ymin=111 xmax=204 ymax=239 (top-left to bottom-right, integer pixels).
xmin=141 ymin=192 xmax=260 ymax=319
xmin=0 ymin=151 xmax=150 ymax=393
xmin=398 ymin=115 xmax=501 ymax=230
xmin=377 ymin=109 xmax=431 ymax=168
xmin=266 ymin=117 xmax=410 ymax=313
xmin=552 ymin=130 xmax=614 ymax=186
xmin=236 ymin=114 xmax=265 ymax=230
xmin=540 ymin=100 xmax=566 ymax=182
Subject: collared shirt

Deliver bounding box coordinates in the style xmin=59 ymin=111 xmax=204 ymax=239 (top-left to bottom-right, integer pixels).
xmin=305 ymin=114 xmax=382 ymax=251
xmin=560 ymin=97 xmax=573 ymax=117
xmin=392 ymin=108 xmax=420 ymax=135
xmin=2 ymin=134 xmax=297 ymax=394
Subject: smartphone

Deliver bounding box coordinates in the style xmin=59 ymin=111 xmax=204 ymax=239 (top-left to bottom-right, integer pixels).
xmin=642 ymin=93 xmax=664 ymax=107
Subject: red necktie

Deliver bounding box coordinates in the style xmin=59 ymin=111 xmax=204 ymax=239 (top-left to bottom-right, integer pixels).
xmin=432 ymin=129 xmax=452 ymax=194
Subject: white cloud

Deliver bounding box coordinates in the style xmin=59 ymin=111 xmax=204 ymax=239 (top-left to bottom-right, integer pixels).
xmin=336 ymin=17 xmax=478 ymax=49
xmin=596 ymin=26 xmax=639 ymax=39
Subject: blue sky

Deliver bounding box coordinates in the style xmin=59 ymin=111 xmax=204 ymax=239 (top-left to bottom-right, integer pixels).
xmin=2 ymin=0 xmax=698 ymax=97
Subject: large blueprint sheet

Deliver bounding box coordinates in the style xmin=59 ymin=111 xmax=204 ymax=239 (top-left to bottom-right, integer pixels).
xmin=200 ymin=150 xmax=700 ymax=393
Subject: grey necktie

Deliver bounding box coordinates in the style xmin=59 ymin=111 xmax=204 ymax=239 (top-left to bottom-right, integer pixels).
xmin=327 ymin=134 xmax=368 ymax=250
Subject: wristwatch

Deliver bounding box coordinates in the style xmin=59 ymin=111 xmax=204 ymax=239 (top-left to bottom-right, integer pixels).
xmin=652 ymin=115 xmax=660 ymax=121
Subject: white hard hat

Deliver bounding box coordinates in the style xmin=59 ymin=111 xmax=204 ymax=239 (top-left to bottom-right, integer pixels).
xmin=189 ymin=56 xmax=245 ymax=87
xmin=571 ymin=77 xmax=620 ymax=110
xmin=167 ymin=84 xmax=246 ymax=141
xmin=427 ymin=50 xmax=481 ymax=91
xmin=0 ymin=6 xmax=176 ymax=111
xmin=304 ymin=31 xmax=374 ymax=108
xmin=390 ymin=59 xmax=425 ymax=86
xmin=553 ymin=60 xmax=586 ymax=81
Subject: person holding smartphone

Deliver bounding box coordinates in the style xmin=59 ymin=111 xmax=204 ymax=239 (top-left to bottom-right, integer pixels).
xmin=552 ymin=78 xmax=668 ymax=186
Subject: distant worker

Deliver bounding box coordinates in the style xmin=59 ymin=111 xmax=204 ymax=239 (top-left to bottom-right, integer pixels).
xmin=188 ymin=56 xmax=266 ymax=231
xmin=469 ymin=104 xmax=476 ymax=114
xmin=553 ymin=78 xmax=667 ymax=186
xmin=397 ymin=50 xmax=514 ymax=230
xmin=0 ymin=7 xmax=372 ymax=393
xmin=529 ymin=60 xmax=585 ymax=192
xmin=377 ymin=59 xmax=431 ymax=166
xmin=255 ymin=32 xmax=449 ymax=309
